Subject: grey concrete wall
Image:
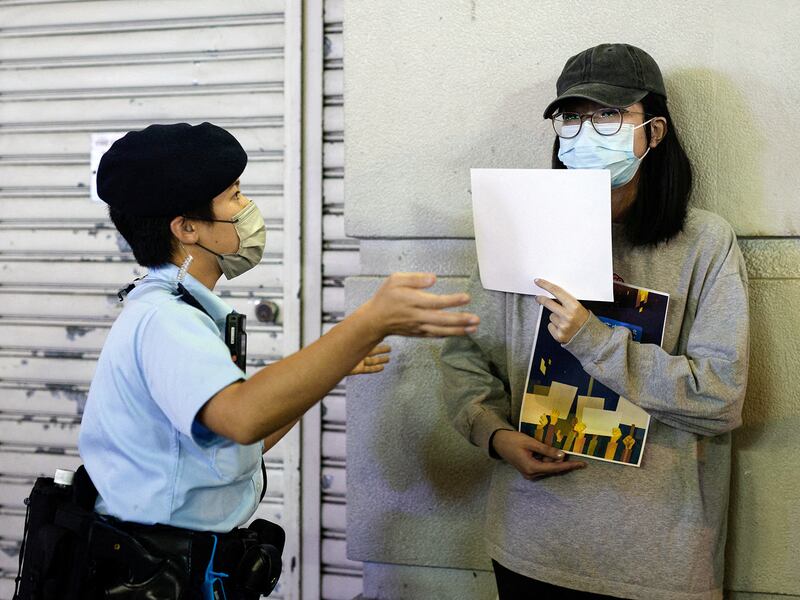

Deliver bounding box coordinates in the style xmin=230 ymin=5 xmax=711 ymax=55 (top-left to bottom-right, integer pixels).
xmin=344 ymin=2 xmax=800 ymax=598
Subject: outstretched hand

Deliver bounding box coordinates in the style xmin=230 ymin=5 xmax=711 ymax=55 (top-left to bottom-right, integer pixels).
xmin=364 ymin=272 xmax=480 ymax=338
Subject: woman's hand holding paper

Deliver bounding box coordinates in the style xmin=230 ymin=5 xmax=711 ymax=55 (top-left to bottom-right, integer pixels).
xmin=534 ymin=278 xmax=590 ymax=344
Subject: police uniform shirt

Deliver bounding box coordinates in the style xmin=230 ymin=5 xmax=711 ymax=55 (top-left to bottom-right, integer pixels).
xmin=78 ymin=264 xmax=264 ymax=532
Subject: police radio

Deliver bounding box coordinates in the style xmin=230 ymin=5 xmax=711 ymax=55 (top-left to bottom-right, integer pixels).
xmin=225 ymin=312 xmax=247 ymax=372
xmin=173 ymin=282 xmax=247 ymax=372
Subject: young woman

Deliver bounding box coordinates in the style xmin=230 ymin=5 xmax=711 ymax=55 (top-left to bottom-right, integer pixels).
xmin=442 ymin=44 xmax=749 ymax=600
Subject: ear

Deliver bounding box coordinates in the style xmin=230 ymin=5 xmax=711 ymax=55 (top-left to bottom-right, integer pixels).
xmin=170 ymin=216 xmax=199 ymax=245
xmin=650 ymin=117 xmax=668 ymax=148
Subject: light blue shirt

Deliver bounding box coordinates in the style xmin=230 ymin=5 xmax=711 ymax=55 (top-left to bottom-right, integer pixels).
xmin=79 ymin=264 xmax=263 ymax=532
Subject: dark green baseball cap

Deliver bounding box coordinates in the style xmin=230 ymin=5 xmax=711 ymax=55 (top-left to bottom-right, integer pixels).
xmin=542 ymin=43 xmax=666 ymax=118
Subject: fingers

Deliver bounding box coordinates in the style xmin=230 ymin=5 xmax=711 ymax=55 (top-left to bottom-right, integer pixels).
xmin=549 ymin=312 xmax=566 ymax=331
xmin=374 ymin=272 xmax=479 ymax=338
xmin=547 ymin=322 xmax=562 ymax=341
xmin=535 ymin=278 xmax=577 ymax=307
xmin=349 ymin=364 xmax=386 ymax=375
xmin=536 ymin=295 xmax=568 ymax=317
xmin=412 ymin=290 xmax=472 ymax=310
xmin=417 ymin=323 xmax=478 ymax=337
xmin=349 ymin=345 xmax=392 ymax=376
xmin=362 ymin=354 xmax=390 ymax=367
xmin=410 ymin=307 xmax=479 ymax=337
xmin=366 ymin=344 xmax=392 ymax=357
xmin=387 ymin=272 xmax=437 ymax=289
xmin=523 ymin=460 xmax=586 ymax=479
xmin=415 ymin=309 xmax=480 ymax=328
xmin=523 ymin=438 xmax=567 ymax=461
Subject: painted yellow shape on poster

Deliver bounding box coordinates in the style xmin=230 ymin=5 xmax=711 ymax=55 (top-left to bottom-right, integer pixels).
xmin=520 ymin=393 xmax=551 ymax=425
xmin=547 ymin=381 xmax=578 ymax=414
xmin=521 ymin=382 xmax=578 ymax=427
xmin=613 ymin=397 xmax=650 ymax=428
xmin=576 ymin=395 xmax=604 ymax=422
xmin=582 ymin=407 xmax=621 ymax=437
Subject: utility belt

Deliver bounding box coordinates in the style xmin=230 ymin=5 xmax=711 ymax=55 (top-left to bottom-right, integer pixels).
xmin=14 ymin=466 xmax=284 ymax=600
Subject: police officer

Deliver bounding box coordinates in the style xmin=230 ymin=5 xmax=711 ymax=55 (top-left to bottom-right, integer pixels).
xmin=77 ymin=122 xmax=479 ymax=597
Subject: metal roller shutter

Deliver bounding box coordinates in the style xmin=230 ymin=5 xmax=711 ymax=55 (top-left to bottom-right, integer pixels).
xmin=319 ymin=1 xmax=363 ymax=599
xmin=0 ymin=1 xmax=302 ymax=598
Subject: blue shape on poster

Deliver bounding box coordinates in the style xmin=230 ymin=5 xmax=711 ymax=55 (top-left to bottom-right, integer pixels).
xmin=597 ymin=316 xmax=643 ymax=342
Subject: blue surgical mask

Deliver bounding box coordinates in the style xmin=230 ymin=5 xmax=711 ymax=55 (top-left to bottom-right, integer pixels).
xmin=557 ymin=120 xmax=653 ymax=188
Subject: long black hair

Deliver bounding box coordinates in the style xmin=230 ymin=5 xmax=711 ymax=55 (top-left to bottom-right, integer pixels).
xmin=551 ymin=93 xmax=692 ymax=246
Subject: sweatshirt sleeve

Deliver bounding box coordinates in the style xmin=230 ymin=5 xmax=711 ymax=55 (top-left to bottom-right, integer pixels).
xmin=563 ymin=232 xmax=750 ymax=437
xmin=440 ymin=267 xmax=516 ymax=455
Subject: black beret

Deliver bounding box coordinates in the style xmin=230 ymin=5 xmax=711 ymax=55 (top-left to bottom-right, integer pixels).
xmin=97 ymin=122 xmax=247 ymax=217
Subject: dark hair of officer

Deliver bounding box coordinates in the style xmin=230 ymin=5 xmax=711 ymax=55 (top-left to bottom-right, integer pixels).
xmin=550 ymin=94 xmax=692 ymax=247
xmin=98 ymin=121 xmax=247 ymax=266
xmin=110 ymin=203 xmax=214 ymax=267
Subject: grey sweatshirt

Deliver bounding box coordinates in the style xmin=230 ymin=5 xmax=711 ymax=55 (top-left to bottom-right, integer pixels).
xmin=441 ymin=208 xmax=749 ymax=600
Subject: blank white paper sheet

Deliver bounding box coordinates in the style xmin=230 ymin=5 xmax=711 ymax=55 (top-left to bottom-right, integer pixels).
xmin=470 ymin=168 xmax=613 ymax=301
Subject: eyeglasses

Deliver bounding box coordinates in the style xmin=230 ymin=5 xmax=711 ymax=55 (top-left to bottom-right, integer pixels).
xmin=550 ymin=107 xmax=651 ymax=139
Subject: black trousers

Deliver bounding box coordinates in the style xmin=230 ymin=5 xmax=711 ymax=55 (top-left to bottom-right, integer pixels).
xmin=492 ymin=560 xmax=622 ymax=600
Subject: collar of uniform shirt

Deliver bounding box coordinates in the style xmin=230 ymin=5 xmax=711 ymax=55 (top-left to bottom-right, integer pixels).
xmin=140 ymin=264 xmax=234 ymax=332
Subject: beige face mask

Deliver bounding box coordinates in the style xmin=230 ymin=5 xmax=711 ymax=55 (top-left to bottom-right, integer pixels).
xmin=197 ymin=202 xmax=267 ymax=279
